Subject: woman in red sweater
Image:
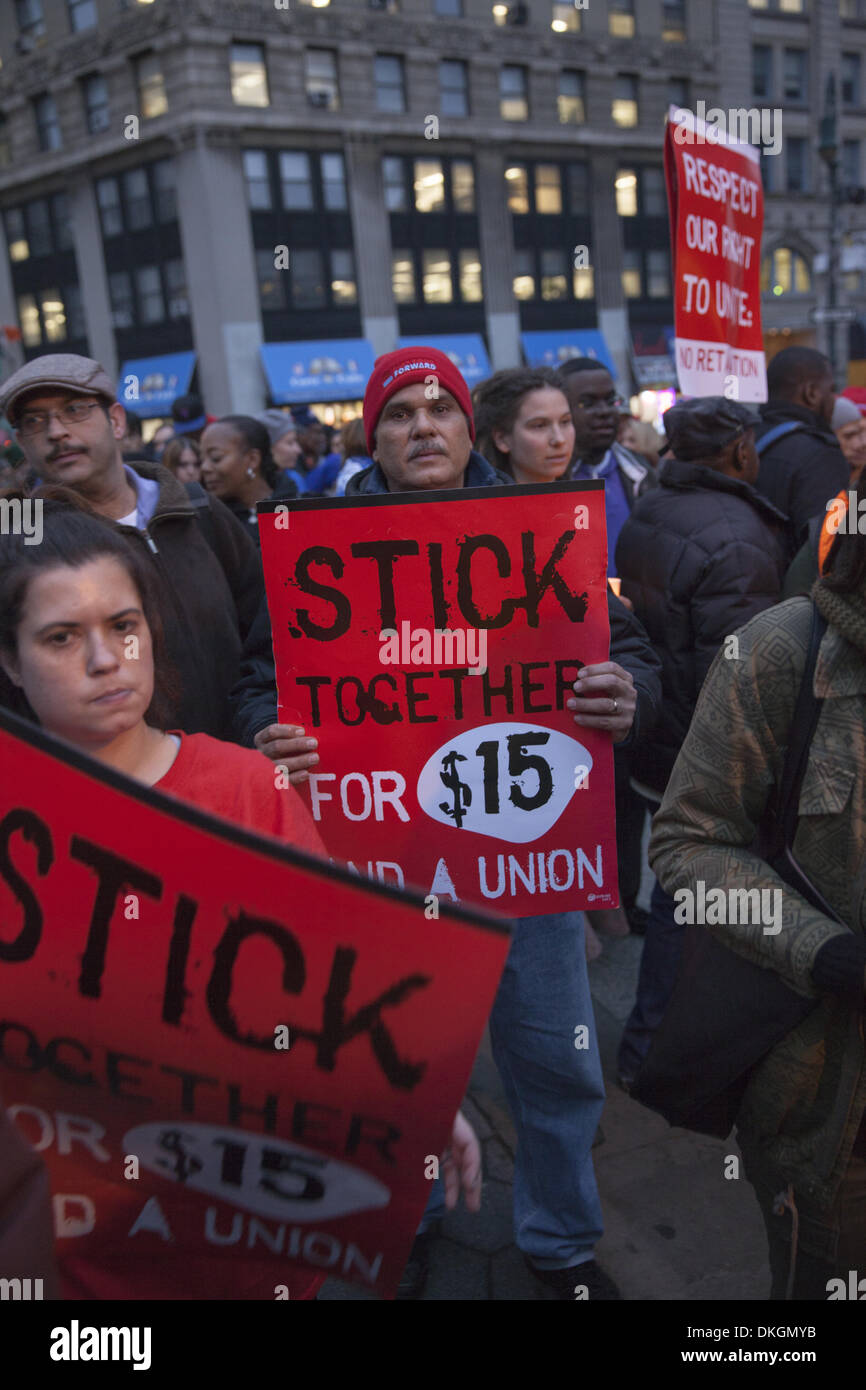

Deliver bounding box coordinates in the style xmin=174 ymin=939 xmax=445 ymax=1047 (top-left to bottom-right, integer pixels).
xmin=0 ymin=493 xmax=481 ymax=1300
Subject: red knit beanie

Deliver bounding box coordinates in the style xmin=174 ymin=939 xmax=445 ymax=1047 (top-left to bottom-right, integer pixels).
xmin=363 ymin=346 xmax=475 ymax=455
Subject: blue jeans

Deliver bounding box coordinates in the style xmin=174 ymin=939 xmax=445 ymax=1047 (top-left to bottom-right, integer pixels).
xmin=418 ymin=912 xmax=605 ymax=1268
xmin=617 ymin=880 xmax=684 ymax=1081
xmin=490 ymin=911 xmax=605 ymax=1268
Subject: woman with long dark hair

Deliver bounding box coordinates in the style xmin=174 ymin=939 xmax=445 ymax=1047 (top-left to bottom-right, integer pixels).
xmin=650 ymin=469 xmax=866 ymax=1299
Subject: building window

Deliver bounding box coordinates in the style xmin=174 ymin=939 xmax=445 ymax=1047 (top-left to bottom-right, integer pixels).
xmin=25 ymin=199 xmax=51 ymax=256
xmin=414 ymin=159 xmax=446 ymax=212
xmin=752 ymin=45 xmax=772 ymax=100
xmin=540 ymin=249 xmax=568 ymax=300
xmin=609 ymin=0 xmax=635 ymax=37
xmin=292 ymin=249 xmax=327 ymax=309
xmin=369 ymin=0 xmax=400 ymax=10
xmin=567 ymin=161 xmax=589 ymax=212
xmin=306 ymin=50 xmax=340 ymax=111
xmin=622 ymin=251 xmax=642 ymax=298
xmin=96 ymin=178 xmax=123 ymax=236
xmin=67 ymin=0 xmax=97 ymax=31
xmin=435 ymin=0 xmax=463 ymax=11
xmin=500 ymin=65 xmax=529 ymax=120
xmin=136 ymin=265 xmax=165 ymax=323
xmin=453 ymin=160 xmax=475 ymax=212
xmin=535 ymin=165 xmax=563 ymax=214
xmin=41 ymin=290 xmax=68 ymax=344
xmin=392 ymin=250 xmax=416 ymax=303
xmin=230 ymin=43 xmax=270 ymax=107
xmin=124 ymin=168 xmax=152 ymax=230
xmin=761 ymin=247 xmax=811 ymax=294
xmin=0 ymin=116 xmax=10 ymax=169
xmin=668 ymin=78 xmax=689 ymax=111
xmin=647 ymin=249 xmax=671 ymax=296
xmin=615 ymin=168 xmax=638 ymax=216
xmin=331 ymin=249 xmax=357 ymax=305
xmin=164 ymin=259 xmax=189 ymax=319
xmin=15 ymin=0 xmax=45 ymax=38
xmin=842 ymin=52 xmax=861 ymax=106
xmin=423 ymin=249 xmax=453 ymax=303
xmin=279 ymin=152 xmax=314 ymax=210
xmin=786 ymin=136 xmax=808 ymax=191
xmin=82 ymin=74 xmax=110 ymax=133
xmin=573 ymin=262 xmax=594 ymax=298
xmin=6 ymin=209 xmax=29 ymax=262
xmin=136 ymin=54 xmax=168 ymax=119
xmin=33 ymin=94 xmax=62 ymax=152
xmin=243 ymin=150 xmax=272 ymax=209
xmin=643 ymin=167 xmax=667 ymax=215
xmin=513 ymin=249 xmax=534 ymax=300
xmin=662 ymin=0 xmax=686 ymax=40
xmin=612 ymin=75 xmax=638 ymax=128
xmin=843 ymin=138 xmax=861 ymax=186
xmin=493 ymin=3 xmax=530 ymax=24
xmin=440 ymin=60 xmax=469 ymax=117
xmin=459 ymin=249 xmax=482 ymax=301
xmin=552 ymin=1 xmax=580 ymax=31
xmin=783 ymin=49 xmax=808 ymax=103
xmin=505 ymin=163 xmax=529 ymax=213
xmin=153 ymin=159 xmax=177 ymax=222
xmin=296 ymin=0 xmax=331 ymax=5
xmin=321 ymin=152 xmax=347 ymax=211
xmin=383 ymin=156 xmax=407 ymax=212
xmin=375 ymin=55 xmax=406 ymax=114
xmin=558 ymin=70 xmax=585 ymax=124
xmin=18 ymin=294 xmax=41 ymax=347
xmin=256 ymin=248 xmax=286 ymax=310
xmin=108 ymin=271 xmax=134 ymax=329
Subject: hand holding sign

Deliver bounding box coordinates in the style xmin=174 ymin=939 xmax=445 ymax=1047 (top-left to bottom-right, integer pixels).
xmin=567 ymin=662 xmax=637 ymax=743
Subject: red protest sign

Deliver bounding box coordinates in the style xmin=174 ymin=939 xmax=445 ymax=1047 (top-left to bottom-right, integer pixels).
xmin=0 ymin=709 xmax=509 ymax=1300
xmin=665 ymin=104 xmax=766 ymax=401
xmin=259 ymin=480 xmax=618 ymax=917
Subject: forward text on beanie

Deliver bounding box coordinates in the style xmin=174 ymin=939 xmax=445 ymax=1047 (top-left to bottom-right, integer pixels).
xmin=363 ymin=346 xmax=475 ymax=455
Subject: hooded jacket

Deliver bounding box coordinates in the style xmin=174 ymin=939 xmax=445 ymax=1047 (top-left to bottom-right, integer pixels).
xmin=650 ymin=590 xmax=866 ymax=1236
xmin=754 ymin=401 xmax=849 ymax=535
xmin=230 ymin=449 xmax=662 ymax=750
xmin=615 ymin=456 xmax=791 ymax=794
xmin=113 ymin=460 xmax=264 ymax=737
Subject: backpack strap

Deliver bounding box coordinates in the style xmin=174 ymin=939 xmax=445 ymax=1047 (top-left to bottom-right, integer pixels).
xmin=756 ymin=420 xmax=806 ymax=456
xmin=184 ymin=480 xmax=219 ymax=558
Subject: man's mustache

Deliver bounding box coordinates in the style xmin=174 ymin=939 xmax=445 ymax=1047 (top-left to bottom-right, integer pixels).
xmin=408 ymin=442 xmax=448 ymax=459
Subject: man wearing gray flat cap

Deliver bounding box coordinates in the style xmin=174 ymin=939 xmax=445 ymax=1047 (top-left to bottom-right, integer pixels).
xmin=611 ymin=395 xmax=793 ymax=1088
xmin=0 ymin=353 xmax=263 ymax=737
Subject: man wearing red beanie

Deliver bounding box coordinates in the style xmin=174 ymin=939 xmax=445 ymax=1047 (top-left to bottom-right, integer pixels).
xmin=231 ymin=346 xmax=662 ymax=1301
xmin=359 ymin=345 xmax=482 ymax=493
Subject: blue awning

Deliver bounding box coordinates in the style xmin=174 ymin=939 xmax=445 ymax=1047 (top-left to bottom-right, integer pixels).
xmin=116 ymin=351 xmax=196 ymax=415
xmin=521 ymin=330 xmax=614 ymax=374
xmin=260 ymin=339 xmax=376 ymax=403
xmin=398 ymin=334 xmax=491 ymax=388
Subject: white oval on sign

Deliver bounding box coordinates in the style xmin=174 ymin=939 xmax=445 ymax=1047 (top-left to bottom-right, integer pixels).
xmin=416 ymin=722 xmax=591 ymax=844
xmin=123 ymin=1122 xmax=391 ymax=1223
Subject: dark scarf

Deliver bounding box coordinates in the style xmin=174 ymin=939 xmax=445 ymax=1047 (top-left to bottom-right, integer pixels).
xmin=812 ymin=577 xmax=866 ymax=657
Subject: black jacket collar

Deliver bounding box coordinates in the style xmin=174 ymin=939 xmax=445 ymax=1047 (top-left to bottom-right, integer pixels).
xmin=659 ymin=456 xmax=790 ymax=525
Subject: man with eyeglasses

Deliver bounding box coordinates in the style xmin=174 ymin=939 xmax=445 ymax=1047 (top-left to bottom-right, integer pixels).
xmin=0 ymin=353 xmax=263 ymax=738
xmin=556 ymin=357 xmax=657 ymax=581
xmin=557 ymin=358 xmax=658 ymax=941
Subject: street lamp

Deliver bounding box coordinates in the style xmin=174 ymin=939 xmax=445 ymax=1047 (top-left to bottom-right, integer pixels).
xmin=818 ymin=74 xmax=844 ymax=382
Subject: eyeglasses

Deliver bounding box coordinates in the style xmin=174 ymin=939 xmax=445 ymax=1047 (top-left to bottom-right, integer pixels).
xmin=572 ymin=393 xmax=624 ymax=414
xmin=16 ymin=400 xmax=104 ymax=437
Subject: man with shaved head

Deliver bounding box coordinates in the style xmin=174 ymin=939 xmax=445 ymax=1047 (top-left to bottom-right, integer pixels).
xmin=753 ymin=346 xmax=848 ymax=533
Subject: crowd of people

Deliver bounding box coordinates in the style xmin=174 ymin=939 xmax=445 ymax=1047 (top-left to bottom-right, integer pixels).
xmin=0 ymin=341 xmax=863 ymax=1303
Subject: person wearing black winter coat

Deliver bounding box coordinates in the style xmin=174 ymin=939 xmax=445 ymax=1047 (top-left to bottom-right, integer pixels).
xmin=752 ymin=346 xmax=848 ymax=536
xmin=614 ymin=396 xmax=791 ymax=1088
